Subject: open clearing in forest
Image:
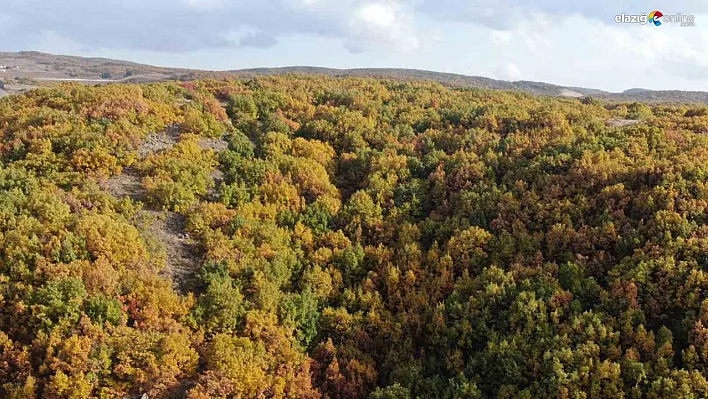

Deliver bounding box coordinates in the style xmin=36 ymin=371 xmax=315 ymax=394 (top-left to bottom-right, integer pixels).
xmin=103 ymin=130 xmax=228 ymax=289
xmin=606 ymin=118 xmax=644 ymax=127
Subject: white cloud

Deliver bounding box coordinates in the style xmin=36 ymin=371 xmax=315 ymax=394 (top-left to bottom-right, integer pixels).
xmin=357 ymin=3 xmax=397 ymax=27
xmin=471 ymin=11 xmax=708 ymax=90
xmin=490 ymin=30 xmax=512 ymax=44
xmin=348 ymin=2 xmax=419 ymax=51
xmin=224 ymin=26 xmax=277 ymax=48
xmin=496 ymin=62 xmax=522 ymax=80
xmin=1 ymin=0 xmax=422 ymax=53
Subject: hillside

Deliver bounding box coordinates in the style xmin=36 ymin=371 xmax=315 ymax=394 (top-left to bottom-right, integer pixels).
xmin=2 ymin=51 xmax=708 ymax=103
xmin=0 ymin=51 xmax=187 ymax=81
xmin=2 ymin=75 xmax=708 ymax=397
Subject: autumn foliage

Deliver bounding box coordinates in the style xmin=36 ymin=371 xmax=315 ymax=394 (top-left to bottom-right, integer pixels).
xmin=2 ymin=77 xmax=708 ymax=397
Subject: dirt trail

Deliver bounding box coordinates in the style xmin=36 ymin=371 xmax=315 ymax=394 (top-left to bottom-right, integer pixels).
xmin=104 ymin=166 xmax=143 ymax=201
xmin=148 ymin=211 xmax=197 ymax=287
xmin=103 ymin=130 xmax=228 ymax=289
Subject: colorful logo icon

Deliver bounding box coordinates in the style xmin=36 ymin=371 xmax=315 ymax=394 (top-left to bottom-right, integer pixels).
xmin=649 ymin=11 xmax=663 ymax=26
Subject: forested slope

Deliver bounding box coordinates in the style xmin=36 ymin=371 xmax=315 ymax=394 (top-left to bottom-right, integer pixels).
xmin=2 ymin=77 xmax=708 ymax=398
xmin=6 ymin=51 xmax=708 ymax=103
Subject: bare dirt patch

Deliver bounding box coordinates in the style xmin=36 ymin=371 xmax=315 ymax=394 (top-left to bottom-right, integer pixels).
xmin=148 ymin=212 xmax=199 ymax=287
xmin=207 ymin=169 xmax=225 ymax=201
xmin=102 ymin=170 xmax=198 ymax=287
xmin=101 ymin=129 xmax=230 ymax=289
xmin=140 ymin=127 xmax=228 ymax=155
xmin=139 ymin=127 xmax=180 ymax=157
xmin=607 ymin=118 xmax=644 ymax=128
xmin=101 ymin=129 xmax=207 ymax=289
xmin=199 ymin=137 xmax=229 ymax=152
xmin=103 ymin=166 xmax=143 ymax=201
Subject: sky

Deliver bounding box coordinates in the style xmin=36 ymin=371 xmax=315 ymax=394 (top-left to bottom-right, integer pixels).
xmin=2 ymin=0 xmax=708 ymax=92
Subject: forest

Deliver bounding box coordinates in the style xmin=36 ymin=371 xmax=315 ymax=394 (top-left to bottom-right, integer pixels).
xmin=1 ymin=76 xmax=708 ymax=398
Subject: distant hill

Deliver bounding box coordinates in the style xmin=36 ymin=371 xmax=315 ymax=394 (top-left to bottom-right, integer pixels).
xmin=1 ymin=51 xmax=708 ymax=103
xmin=616 ymin=88 xmax=708 ymax=103
xmin=0 ymin=51 xmax=187 ymax=83
xmin=229 ymin=66 xmax=597 ymax=97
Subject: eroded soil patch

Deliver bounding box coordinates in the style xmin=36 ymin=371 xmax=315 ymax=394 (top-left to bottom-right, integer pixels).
xmin=607 ymin=118 xmax=644 ymax=128
xmin=101 ymin=130 xmax=229 ymax=290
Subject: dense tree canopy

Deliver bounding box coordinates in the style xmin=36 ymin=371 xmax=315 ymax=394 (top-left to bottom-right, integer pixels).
xmin=2 ymin=76 xmax=708 ymax=397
